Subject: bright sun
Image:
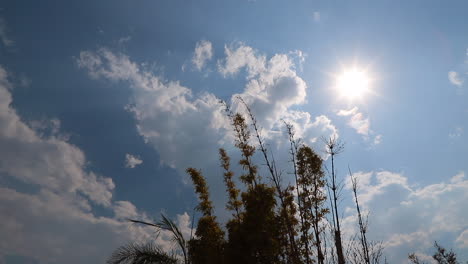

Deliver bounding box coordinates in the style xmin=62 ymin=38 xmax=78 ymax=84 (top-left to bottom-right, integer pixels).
xmin=336 ymin=68 xmax=370 ymax=100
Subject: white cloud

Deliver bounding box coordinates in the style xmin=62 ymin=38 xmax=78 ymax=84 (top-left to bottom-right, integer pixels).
xmin=217 ymin=43 xmax=266 ymax=77
xmin=451 ymin=171 xmax=465 ymax=184
xmin=337 ymin=107 xmax=370 ymax=136
xmin=373 ymin=134 xmax=382 ymax=144
xmin=192 ymin=40 xmax=213 ymax=71
xmin=344 ymin=171 xmax=410 ymax=204
xmin=0 ymin=67 xmax=114 ymax=206
xmin=216 ymin=44 xmax=338 ymax=156
xmin=113 ymin=201 xmax=142 ymax=221
xmin=0 ymin=185 xmax=192 ymax=263
xmin=456 ymin=229 xmax=468 ymax=248
xmin=0 ymin=187 xmax=148 ymax=263
xmin=125 ymin=153 xmax=143 ymax=168
xmin=118 ymin=36 xmax=132 ymax=45
xmin=0 ymin=65 xmax=189 ymax=263
xmin=0 ymin=17 xmax=14 ymax=48
xmin=282 ymin=113 xmax=338 ymax=144
xmin=78 ymin=48 xmax=227 ymax=171
xmin=77 ymin=44 xmax=338 ymax=177
xmin=448 ymin=71 xmax=464 ymax=87
xmin=177 ymin=212 xmax=193 ymax=239
xmin=289 ymin=50 xmax=307 ymax=72
xmin=220 ymin=43 xmax=312 ymax=135
xmin=337 ymin=107 xmax=381 ymax=144
xmin=342 ymin=170 xmax=468 ymax=262
xmin=77 ymin=43 xmax=341 ymax=227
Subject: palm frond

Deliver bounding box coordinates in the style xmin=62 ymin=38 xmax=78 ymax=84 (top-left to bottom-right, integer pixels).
xmin=128 ymin=214 xmax=188 ymax=264
xmin=157 ymin=214 xmax=188 ymax=264
xmin=107 ymin=242 xmax=178 ymax=264
xmin=128 ymin=219 xmax=159 ymax=228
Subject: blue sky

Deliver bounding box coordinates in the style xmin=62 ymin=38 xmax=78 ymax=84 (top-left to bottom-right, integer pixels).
xmin=0 ymin=0 xmax=467 ymax=263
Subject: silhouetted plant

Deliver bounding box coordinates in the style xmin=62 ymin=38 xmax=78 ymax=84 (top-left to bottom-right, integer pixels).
xmin=109 ymin=100 xmax=467 ymax=264
xmin=433 ymin=241 xmax=459 ymax=264
xmin=238 ymin=98 xmax=300 ymax=264
xmin=107 ymin=243 xmax=178 ymax=264
xmin=349 ymin=167 xmax=370 ymax=264
xmin=324 ymin=137 xmax=346 ymax=264
xmin=409 ymin=241 xmax=459 ymax=264
xmin=285 ymin=122 xmax=313 ymax=264
xmin=296 ymin=145 xmax=329 ymax=264
xmin=186 ymin=168 xmax=225 ymax=264
xmin=219 ymin=148 xmax=242 ymax=220
xmin=127 ymin=214 xmax=189 ymax=264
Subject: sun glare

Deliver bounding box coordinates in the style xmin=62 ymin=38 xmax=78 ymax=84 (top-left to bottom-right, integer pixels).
xmin=336 ymin=68 xmax=370 ymax=100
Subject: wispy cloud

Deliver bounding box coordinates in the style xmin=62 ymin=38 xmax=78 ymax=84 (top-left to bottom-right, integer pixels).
xmin=456 ymin=229 xmax=468 ymax=248
xmin=0 ymin=17 xmax=14 ymax=48
xmin=373 ymin=134 xmax=382 ymax=144
xmin=192 ymin=40 xmax=213 ymax=71
xmin=313 ymin=11 xmax=321 ymax=22
xmin=337 ymin=107 xmax=370 ymax=135
xmin=448 ymin=71 xmax=464 ymax=87
xmin=449 ymin=126 xmax=463 ymax=139
xmin=118 ymin=36 xmax=132 ymax=45
xmin=337 ymin=107 xmax=381 ymax=144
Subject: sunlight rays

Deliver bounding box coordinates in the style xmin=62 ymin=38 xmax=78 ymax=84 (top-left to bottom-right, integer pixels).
xmin=336 ymin=68 xmax=370 ymax=100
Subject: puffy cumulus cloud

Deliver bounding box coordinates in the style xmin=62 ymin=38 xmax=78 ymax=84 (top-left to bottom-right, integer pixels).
xmin=278 ymin=111 xmax=338 ymax=146
xmin=337 ymin=107 xmax=381 ymax=144
xmin=219 ymin=43 xmax=313 ymax=134
xmin=0 ymin=186 xmax=193 ymax=264
xmin=0 ymin=187 xmax=148 ymax=264
xmin=341 ymin=170 xmax=468 ymax=262
xmin=232 ymin=56 xmax=307 ymax=128
xmin=0 ymin=66 xmax=113 ymax=206
xmin=259 ymin=112 xmax=339 ymax=170
xmin=192 ymin=40 xmax=213 ymax=71
xmin=114 ymin=200 xmax=140 ymax=220
xmin=218 ymin=43 xmax=267 ymax=78
xmin=125 ymin=153 xmax=143 ymax=168
xmin=77 ymin=48 xmax=229 ymax=172
xmin=448 ymin=71 xmax=464 ymax=87
xmin=344 ymin=171 xmax=410 ymax=205
xmin=0 ymin=66 xmax=188 ymax=263
xmin=77 ymin=44 xmax=337 ymax=177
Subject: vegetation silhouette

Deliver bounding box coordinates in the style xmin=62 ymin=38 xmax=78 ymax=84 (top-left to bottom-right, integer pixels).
xmin=408 ymin=242 xmax=461 ymax=264
xmin=107 ymin=100 xmax=463 ymax=264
